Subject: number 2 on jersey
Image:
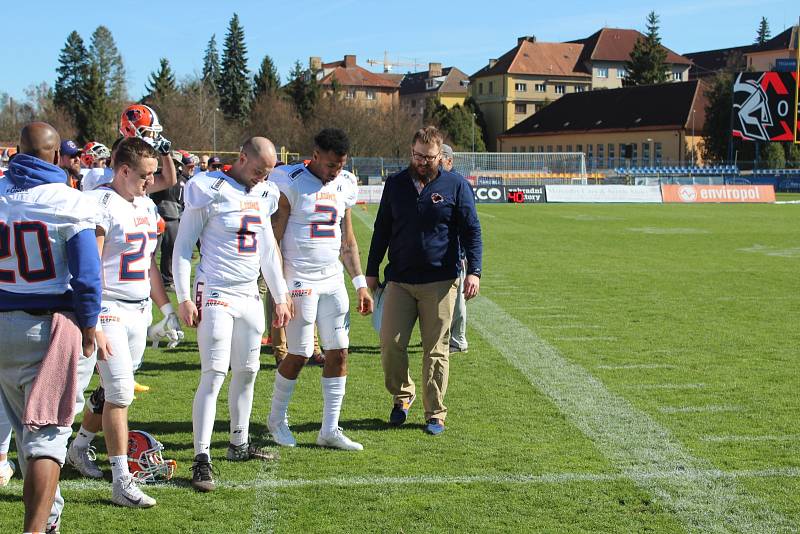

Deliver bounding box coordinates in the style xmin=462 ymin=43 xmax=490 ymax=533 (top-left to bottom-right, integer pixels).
xmin=119 ymin=232 xmax=152 ymax=281
xmin=310 ymin=204 xmax=338 ymax=238
xmin=0 ymin=221 xmax=57 ymax=283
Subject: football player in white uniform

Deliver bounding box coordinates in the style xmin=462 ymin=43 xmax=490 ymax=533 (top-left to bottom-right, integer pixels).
xmin=173 ymin=137 xmax=291 ymax=492
xmin=267 ymin=128 xmax=373 ymax=451
xmin=66 ymin=137 xmax=176 ymax=508
xmin=0 ymin=123 xmax=102 ymax=534
xmin=80 ymin=104 xmax=176 ymax=194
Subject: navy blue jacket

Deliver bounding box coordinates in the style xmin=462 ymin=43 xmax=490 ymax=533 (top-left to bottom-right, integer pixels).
xmin=366 ymin=168 xmax=482 ymax=284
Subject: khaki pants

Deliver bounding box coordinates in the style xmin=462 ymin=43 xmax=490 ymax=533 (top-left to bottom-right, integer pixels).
xmin=380 ymin=279 xmax=458 ymax=421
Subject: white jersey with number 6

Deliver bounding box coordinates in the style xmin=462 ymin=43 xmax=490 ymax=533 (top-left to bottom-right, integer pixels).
xmin=274 ymin=164 xmax=358 ymax=273
xmin=173 ymin=171 xmax=286 ymax=303
xmin=84 ymin=187 xmax=159 ymax=301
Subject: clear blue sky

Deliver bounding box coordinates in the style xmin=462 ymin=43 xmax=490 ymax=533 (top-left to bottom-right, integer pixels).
xmin=2 ymin=0 xmax=797 ymax=101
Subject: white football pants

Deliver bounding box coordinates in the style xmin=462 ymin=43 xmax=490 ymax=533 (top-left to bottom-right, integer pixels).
xmin=192 ymin=276 xmax=265 ymax=457
xmin=97 ymin=299 xmax=152 ymax=407
xmin=284 ymin=269 xmax=350 ymax=357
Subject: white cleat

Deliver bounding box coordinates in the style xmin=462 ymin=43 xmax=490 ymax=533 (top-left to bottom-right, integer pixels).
xmin=67 ymin=443 xmax=103 ymax=479
xmin=267 ymin=417 xmax=296 ymax=447
xmin=0 ymin=460 xmax=15 ymax=486
xmin=316 ymin=428 xmax=363 ymax=451
xmin=112 ymin=475 xmax=156 ymax=508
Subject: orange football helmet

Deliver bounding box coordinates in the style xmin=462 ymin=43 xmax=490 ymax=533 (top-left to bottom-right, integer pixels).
xmin=119 ymin=104 xmax=163 ymax=139
xmin=80 ymin=142 xmax=111 ymax=168
xmin=127 ymin=430 xmax=176 ymax=483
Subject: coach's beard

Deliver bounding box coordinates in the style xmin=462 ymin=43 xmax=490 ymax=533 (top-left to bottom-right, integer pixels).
xmin=410 ymin=163 xmax=438 ymax=184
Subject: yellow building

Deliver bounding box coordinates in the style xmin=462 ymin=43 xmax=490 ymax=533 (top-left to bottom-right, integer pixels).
xmin=470 ymin=37 xmax=590 ymax=150
xmin=686 ymin=25 xmax=799 ymax=79
xmin=497 ymin=80 xmax=708 ymax=169
xmin=471 ymin=31 xmax=691 ymax=150
xmin=399 ymin=63 xmax=470 ymax=118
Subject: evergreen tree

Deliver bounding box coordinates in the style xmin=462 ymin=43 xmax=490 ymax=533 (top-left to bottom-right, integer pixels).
xmin=80 ymin=62 xmax=114 ymax=142
xmin=145 ymin=58 xmax=177 ymax=102
xmin=219 ymin=14 xmax=251 ymax=120
xmin=701 ymin=72 xmax=733 ymax=163
xmin=763 ymin=142 xmax=785 ymax=169
xmin=287 ymin=60 xmax=319 ymax=120
xmin=88 ymin=26 xmax=127 ymax=104
xmin=786 ymin=143 xmax=800 ymax=169
xmin=424 ymin=99 xmax=486 ymax=152
xmin=624 ymin=11 xmax=668 ymax=86
xmin=755 ymin=17 xmax=771 ymax=45
xmin=202 ymin=34 xmax=222 ymax=93
xmin=253 ymin=54 xmax=280 ymax=101
xmin=54 ymin=31 xmax=89 ymax=124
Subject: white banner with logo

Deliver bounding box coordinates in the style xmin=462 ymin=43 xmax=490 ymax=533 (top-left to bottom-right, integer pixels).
xmin=357 ymin=185 xmax=385 ymax=204
xmin=546 ymin=185 xmax=663 ymax=203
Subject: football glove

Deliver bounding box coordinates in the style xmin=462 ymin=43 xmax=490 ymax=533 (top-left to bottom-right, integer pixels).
xmin=153 ymin=135 xmax=172 ymax=156
xmin=148 ymin=312 xmax=185 ymax=348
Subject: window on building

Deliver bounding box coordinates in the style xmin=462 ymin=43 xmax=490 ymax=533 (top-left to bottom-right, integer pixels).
xmin=587 ymin=144 xmax=594 ymax=168
xmin=546 ymin=145 xmax=553 ymax=152
xmin=489 ymin=81 xmax=494 ymax=94
xmin=595 ymin=67 xmax=608 ymax=78
xmin=366 ymin=89 xmax=376 ymax=100
xmin=512 ymin=146 xmax=518 ymax=153
xmin=515 ymin=103 xmax=526 ymax=114
xmin=654 ymin=142 xmax=663 ymax=164
xmin=538 ymin=145 xmax=544 ymax=152
xmin=515 ymin=83 xmax=527 ymax=92
xmin=608 ymin=143 xmax=615 ymax=167
xmin=642 ymin=142 xmax=651 ymax=165
xmin=535 ymin=83 xmax=546 ymax=92
xmin=479 ymin=82 xmax=483 ymax=95
xmin=566 ymin=145 xmax=573 ymax=153
xmin=346 ymin=89 xmax=356 ymax=99
xmin=556 ymin=145 xmax=563 ymax=152
xmin=619 ymin=143 xmax=627 ymax=160
xmin=555 ymin=85 xmax=566 ymax=94
xmin=410 ymin=99 xmax=416 ymax=108
xmin=631 ymin=143 xmax=638 ymax=161
xmin=529 ymin=146 xmax=534 ymax=152
xmin=575 ymin=85 xmax=586 ymax=92
xmin=617 ymin=68 xmax=627 ymax=79
xmin=672 ymin=71 xmax=682 ymax=81
xmin=597 ymin=144 xmax=604 ymax=168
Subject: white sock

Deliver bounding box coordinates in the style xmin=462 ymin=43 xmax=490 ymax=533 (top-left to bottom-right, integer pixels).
xmin=269 ymin=373 xmax=297 ymax=425
xmin=320 ymin=376 xmax=346 ymax=437
xmin=193 ymin=370 xmax=226 ymax=458
xmin=73 ymin=426 xmax=96 ymax=449
xmin=229 ymin=370 xmax=257 ymax=446
xmin=109 ymin=454 xmax=130 ymax=482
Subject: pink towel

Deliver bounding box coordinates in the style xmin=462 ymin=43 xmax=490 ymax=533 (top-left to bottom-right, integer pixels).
xmin=23 ymin=312 xmax=82 ymax=431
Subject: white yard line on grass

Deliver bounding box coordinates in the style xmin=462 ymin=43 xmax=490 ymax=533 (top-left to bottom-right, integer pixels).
xmin=249 ymin=451 xmax=280 ymax=534
xmin=4 ymin=466 xmax=800 ymax=495
xmin=629 ymin=383 xmax=707 ymax=391
xmin=701 ymin=435 xmax=800 ymax=443
xmin=469 ymin=295 xmax=794 ymax=534
xmin=596 ymin=363 xmax=677 ymax=370
xmin=659 ymin=405 xmax=743 ymax=414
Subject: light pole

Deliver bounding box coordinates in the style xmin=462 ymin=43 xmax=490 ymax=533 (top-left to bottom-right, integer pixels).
xmin=213 ymin=107 xmax=219 ymax=154
xmin=471 ymin=113 xmax=476 ymax=152
xmin=691 ymin=108 xmax=696 ymax=167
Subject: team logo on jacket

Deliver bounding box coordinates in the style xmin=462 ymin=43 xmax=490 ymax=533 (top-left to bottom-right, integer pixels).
xmin=431 ymin=193 xmax=444 ymax=204
xmin=293 ymin=281 xmax=302 ymax=288
xmin=209 ymin=291 xmax=220 ymax=298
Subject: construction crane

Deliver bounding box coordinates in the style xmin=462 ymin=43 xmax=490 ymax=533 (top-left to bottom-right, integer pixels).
xmin=366 ymin=51 xmax=423 ymax=73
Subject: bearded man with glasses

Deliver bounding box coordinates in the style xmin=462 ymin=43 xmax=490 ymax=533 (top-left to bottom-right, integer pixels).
xmin=366 ymin=126 xmax=482 ymax=436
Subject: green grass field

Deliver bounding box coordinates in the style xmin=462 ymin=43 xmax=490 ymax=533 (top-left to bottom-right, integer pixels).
xmin=2 ymin=201 xmax=799 ymax=533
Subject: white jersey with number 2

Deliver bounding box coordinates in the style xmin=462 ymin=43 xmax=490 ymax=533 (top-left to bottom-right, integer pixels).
xmin=274 ymin=164 xmax=358 ymax=274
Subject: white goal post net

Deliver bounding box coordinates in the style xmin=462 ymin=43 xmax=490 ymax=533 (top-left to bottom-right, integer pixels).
xmin=452 ymin=152 xmax=589 ymax=185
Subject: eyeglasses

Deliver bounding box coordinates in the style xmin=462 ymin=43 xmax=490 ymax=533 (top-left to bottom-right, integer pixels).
xmin=412 ymin=151 xmax=441 ymax=163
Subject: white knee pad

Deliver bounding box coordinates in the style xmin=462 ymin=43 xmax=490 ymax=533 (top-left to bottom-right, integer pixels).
xmin=103 ymin=379 xmax=135 ymax=408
